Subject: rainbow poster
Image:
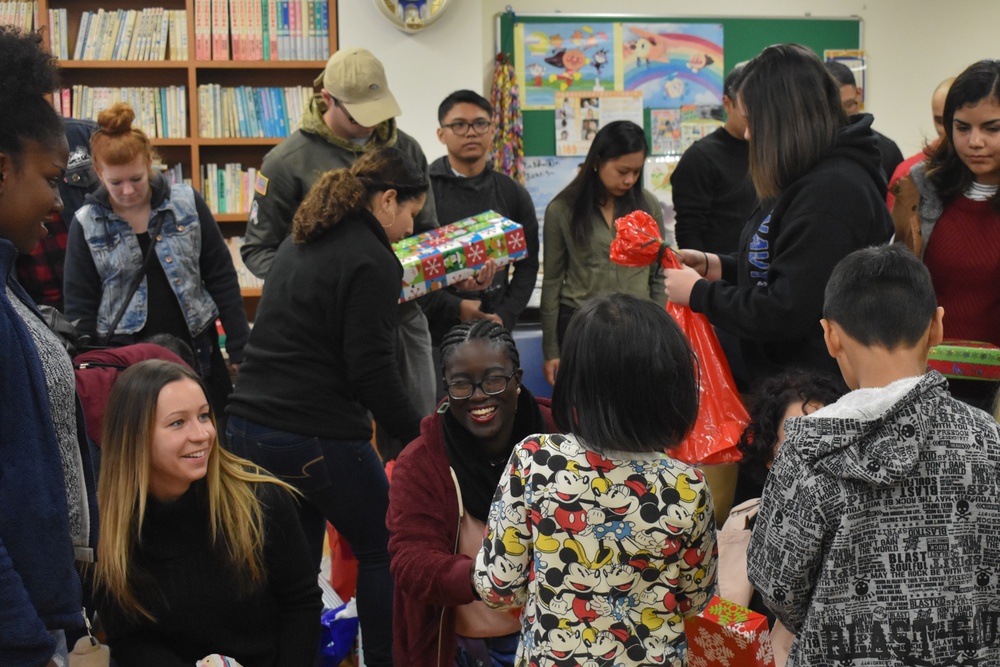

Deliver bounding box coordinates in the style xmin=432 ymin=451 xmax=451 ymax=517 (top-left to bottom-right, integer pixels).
xmin=619 ymin=23 xmax=724 ymax=109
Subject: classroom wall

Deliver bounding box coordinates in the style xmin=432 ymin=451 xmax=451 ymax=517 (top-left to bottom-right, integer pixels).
xmin=339 ymin=0 xmax=1000 ymax=163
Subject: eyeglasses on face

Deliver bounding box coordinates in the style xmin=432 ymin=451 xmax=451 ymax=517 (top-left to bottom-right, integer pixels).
xmin=444 ymin=370 xmax=517 ymax=400
xmin=440 ymin=119 xmax=493 ymax=135
xmin=332 ymin=97 xmax=362 ymax=126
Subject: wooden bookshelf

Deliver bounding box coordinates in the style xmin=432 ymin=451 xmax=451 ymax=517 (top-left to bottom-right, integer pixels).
xmin=39 ymin=0 xmax=338 ymax=305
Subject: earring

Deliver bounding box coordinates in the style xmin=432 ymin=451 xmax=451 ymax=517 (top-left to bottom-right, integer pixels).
xmin=516 ymin=387 xmax=521 ymax=395
xmin=380 ymin=208 xmax=397 ymax=229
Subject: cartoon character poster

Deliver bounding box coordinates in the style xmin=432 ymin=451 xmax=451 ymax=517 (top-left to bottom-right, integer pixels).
xmin=620 ymin=23 xmax=724 ymax=109
xmin=650 ymin=109 xmax=681 ymax=155
xmin=516 ymin=21 xmax=615 ymax=109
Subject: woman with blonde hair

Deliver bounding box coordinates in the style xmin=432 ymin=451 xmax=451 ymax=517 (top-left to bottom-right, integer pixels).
xmin=226 ymin=146 xmax=429 ymax=667
xmin=64 ymin=102 xmax=248 ymax=420
xmin=93 ymin=359 xmax=320 ymax=665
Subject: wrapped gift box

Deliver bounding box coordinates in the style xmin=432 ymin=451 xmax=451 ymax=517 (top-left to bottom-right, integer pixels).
xmin=392 ymin=211 xmax=528 ymax=302
xmin=685 ymin=596 xmax=775 ymax=667
xmin=928 ymin=340 xmax=1000 ymax=381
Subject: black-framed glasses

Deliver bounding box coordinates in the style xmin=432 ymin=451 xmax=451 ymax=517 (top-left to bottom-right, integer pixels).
xmin=440 ymin=119 xmax=493 ymax=135
xmin=332 ymin=97 xmax=362 ymax=126
xmin=444 ymin=370 xmax=517 ymax=400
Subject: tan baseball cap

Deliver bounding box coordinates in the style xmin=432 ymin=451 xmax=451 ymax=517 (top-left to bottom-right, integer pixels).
xmin=314 ymin=48 xmax=402 ymax=127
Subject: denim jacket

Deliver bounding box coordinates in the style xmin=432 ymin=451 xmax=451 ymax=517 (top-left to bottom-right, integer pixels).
xmin=72 ymin=181 xmax=219 ymax=339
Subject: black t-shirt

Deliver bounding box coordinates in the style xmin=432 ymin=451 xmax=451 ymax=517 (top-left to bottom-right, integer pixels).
xmin=135 ymin=231 xmax=192 ymax=344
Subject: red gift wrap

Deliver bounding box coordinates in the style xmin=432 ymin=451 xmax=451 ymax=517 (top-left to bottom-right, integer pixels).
xmin=685 ymin=596 xmax=775 ymax=667
xmin=610 ymin=211 xmax=747 ymax=465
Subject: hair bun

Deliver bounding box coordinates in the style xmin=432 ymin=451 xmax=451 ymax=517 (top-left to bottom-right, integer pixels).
xmin=97 ymin=102 xmax=136 ymax=135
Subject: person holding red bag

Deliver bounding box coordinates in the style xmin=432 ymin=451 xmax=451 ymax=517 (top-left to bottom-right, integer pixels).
xmin=663 ymin=44 xmax=893 ymax=385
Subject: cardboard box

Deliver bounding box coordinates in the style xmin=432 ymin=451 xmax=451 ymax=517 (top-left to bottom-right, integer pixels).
xmin=393 ymin=211 xmax=528 ymax=303
xmin=685 ymin=596 xmax=775 ymax=667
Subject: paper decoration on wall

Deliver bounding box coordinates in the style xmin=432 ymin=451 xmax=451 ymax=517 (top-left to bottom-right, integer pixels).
xmin=825 ymin=49 xmax=867 ymax=110
xmin=554 ymin=90 xmax=643 ymax=157
xmin=679 ymin=104 xmax=724 ymax=152
xmin=620 ymin=23 xmax=724 ymax=109
xmin=516 ymin=21 xmax=615 ymax=109
xmin=651 ymin=109 xmax=681 ymax=155
xmin=523 ymin=156 xmax=583 ymax=227
xmin=644 ymin=155 xmax=680 ymax=248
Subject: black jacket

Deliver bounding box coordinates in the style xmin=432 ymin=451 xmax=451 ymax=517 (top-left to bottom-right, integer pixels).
xmin=228 ymin=208 xmax=423 ymax=444
xmin=690 ymin=114 xmax=893 ymax=381
xmin=421 ymin=157 xmax=540 ymax=343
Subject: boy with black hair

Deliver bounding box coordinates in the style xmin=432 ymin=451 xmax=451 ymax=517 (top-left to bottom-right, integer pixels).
xmin=747 ymin=244 xmax=1000 ymax=666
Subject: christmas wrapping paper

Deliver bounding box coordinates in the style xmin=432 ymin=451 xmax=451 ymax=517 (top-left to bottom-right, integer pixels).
xmin=685 ymin=596 xmax=775 ymax=667
xmin=927 ymin=340 xmax=1000 ymax=381
xmin=392 ymin=211 xmax=528 ymax=303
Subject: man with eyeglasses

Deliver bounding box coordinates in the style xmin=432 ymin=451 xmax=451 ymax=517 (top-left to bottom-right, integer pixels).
xmin=241 ymin=47 xmax=440 ymax=460
xmin=422 ymin=90 xmax=539 ymax=391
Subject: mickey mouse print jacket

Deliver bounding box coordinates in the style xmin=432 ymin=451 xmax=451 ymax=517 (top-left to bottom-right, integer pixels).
xmin=473 ymin=432 xmax=718 ymax=667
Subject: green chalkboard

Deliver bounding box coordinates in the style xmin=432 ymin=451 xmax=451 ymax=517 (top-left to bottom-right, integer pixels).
xmin=500 ymin=13 xmax=861 ymax=156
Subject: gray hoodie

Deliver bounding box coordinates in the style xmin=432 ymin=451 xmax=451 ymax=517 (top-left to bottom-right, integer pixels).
xmin=748 ymin=371 xmax=1000 ymax=666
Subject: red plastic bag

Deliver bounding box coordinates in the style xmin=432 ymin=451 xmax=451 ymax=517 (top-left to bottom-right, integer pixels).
xmin=610 ymin=211 xmax=746 ymax=465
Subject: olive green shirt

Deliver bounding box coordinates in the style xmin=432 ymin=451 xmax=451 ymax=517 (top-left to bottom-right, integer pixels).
xmin=541 ymin=189 xmax=667 ymax=360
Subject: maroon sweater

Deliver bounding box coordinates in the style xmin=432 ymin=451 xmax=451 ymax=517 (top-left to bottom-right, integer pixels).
xmin=923 ymin=195 xmax=1000 ymax=346
xmin=387 ymin=398 xmax=554 ymax=667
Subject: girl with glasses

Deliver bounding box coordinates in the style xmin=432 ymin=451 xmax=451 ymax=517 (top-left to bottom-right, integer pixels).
xmin=388 ymin=320 xmax=556 ymax=667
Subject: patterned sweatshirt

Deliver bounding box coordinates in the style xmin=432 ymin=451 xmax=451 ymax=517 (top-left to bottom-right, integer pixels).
xmin=748 ymin=372 xmax=1000 ymax=666
xmin=474 ymin=433 xmax=718 ymax=667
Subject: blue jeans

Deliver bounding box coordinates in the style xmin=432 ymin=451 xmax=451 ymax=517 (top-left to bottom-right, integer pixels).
xmin=226 ymin=416 xmax=393 ymax=667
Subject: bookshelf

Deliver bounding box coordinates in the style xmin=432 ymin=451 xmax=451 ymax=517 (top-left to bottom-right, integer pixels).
xmin=38 ymin=0 xmax=338 ymax=311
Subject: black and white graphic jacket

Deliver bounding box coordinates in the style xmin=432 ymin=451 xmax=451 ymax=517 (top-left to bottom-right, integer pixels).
xmin=748 ymin=371 xmax=1000 ymax=666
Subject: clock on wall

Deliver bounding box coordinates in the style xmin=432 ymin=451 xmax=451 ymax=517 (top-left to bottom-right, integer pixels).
xmin=373 ymin=0 xmax=452 ymax=34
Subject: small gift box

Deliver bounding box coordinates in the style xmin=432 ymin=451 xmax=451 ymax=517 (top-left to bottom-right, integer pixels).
xmin=928 ymin=340 xmax=1000 ymax=381
xmin=685 ymin=596 xmax=775 ymax=667
xmin=392 ymin=211 xmax=528 ymax=303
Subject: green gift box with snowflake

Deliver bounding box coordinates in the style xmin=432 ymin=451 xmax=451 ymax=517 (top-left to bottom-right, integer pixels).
xmin=392 ymin=210 xmax=528 ymax=302
xmin=684 ymin=595 xmax=775 ymax=666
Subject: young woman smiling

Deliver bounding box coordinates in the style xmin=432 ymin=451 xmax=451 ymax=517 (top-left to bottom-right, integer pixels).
xmin=540 ymin=120 xmax=666 ymax=385
xmin=93 ymin=360 xmax=320 ymax=665
xmin=387 ymin=320 xmax=555 ymax=667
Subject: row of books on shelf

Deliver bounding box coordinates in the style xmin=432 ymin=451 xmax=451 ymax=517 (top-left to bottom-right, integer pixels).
xmin=1 ymin=1 xmax=36 ymax=31
xmin=53 ymin=86 xmax=188 ymax=140
xmin=198 ymin=84 xmax=311 ymax=139
xmin=195 ymin=0 xmax=330 ymax=62
xmin=70 ymin=8 xmax=188 ymax=61
xmin=225 ymin=237 xmax=264 ymax=291
xmin=202 ymin=163 xmax=257 ymax=214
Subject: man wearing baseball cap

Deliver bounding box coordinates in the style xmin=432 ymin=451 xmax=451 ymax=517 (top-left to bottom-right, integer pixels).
xmin=240 ymin=48 xmax=440 ymax=458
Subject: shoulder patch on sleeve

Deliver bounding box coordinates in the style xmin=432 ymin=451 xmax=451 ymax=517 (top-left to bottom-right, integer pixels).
xmin=255 ymin=173 xmax=269 ymax=196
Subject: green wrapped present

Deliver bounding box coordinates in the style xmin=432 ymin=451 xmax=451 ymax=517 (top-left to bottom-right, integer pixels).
xmin=393 ymin=210 xmax=528 ymax=303
xmin=928 ymin=340 xmax=1000 ymax=381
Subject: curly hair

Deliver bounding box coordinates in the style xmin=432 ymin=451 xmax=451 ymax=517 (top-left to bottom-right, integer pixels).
xmin=737 ymin=369 xmax=845 ymax=488
xmin=0 ymin=26 xmax=64 ymax=165
xmin=90 ymin=102 xmax=157 ymax=170
xmin=292 ymin=146 xmax=427 ymax=243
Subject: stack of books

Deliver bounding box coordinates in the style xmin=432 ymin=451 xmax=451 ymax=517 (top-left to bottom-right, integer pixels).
xmin=0 ymin=2 xmax=36 ymax=32
xmin=195 ymin=0 xmax=330 ymax=61
xmin=72 ymin=8 xmax=188 ymax=61
xmin=197 ymin=84 xmax=312 ymax=138
xmin=201 ymin=162 xmax=258 ymax=214
xmin=224 ymin=236 xmax=265 ymax=291
xmin=52 ymin=86 xmax=189 ymax=139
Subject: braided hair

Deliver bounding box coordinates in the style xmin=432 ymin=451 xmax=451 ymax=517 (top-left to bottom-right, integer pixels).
xmin=439 ymin=320 xmax=520 ymax=378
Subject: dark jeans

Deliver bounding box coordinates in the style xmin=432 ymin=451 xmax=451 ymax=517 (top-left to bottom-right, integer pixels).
xmin=225 ymin=416 xmax=393 ymax=667
xmin=557 ymin=304 xmax=576 ymax=349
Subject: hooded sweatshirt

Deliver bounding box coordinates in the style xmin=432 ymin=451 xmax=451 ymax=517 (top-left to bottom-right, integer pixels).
xmin=241 ymin=95 xmax=437 ymax=280
xmin=747 ymin=372 xmax=1000 ymax=666
xmin=689 ymin=114 xmax=893 ymax=381
xmin=422 ymin=156 xmax=540 ymax=342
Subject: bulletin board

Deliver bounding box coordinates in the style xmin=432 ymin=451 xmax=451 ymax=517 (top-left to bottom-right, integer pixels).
xmin=498 ymin=12 xmax=862 ymax=157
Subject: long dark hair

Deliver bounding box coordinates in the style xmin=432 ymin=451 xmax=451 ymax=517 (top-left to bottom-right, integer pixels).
xmin=556 ymin=120 xmax=650 ymax=246
xmin=738 ymin=44 xmax=846 ymax=199
xmin=926 ymin=59 xmax=1000 ymax=212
